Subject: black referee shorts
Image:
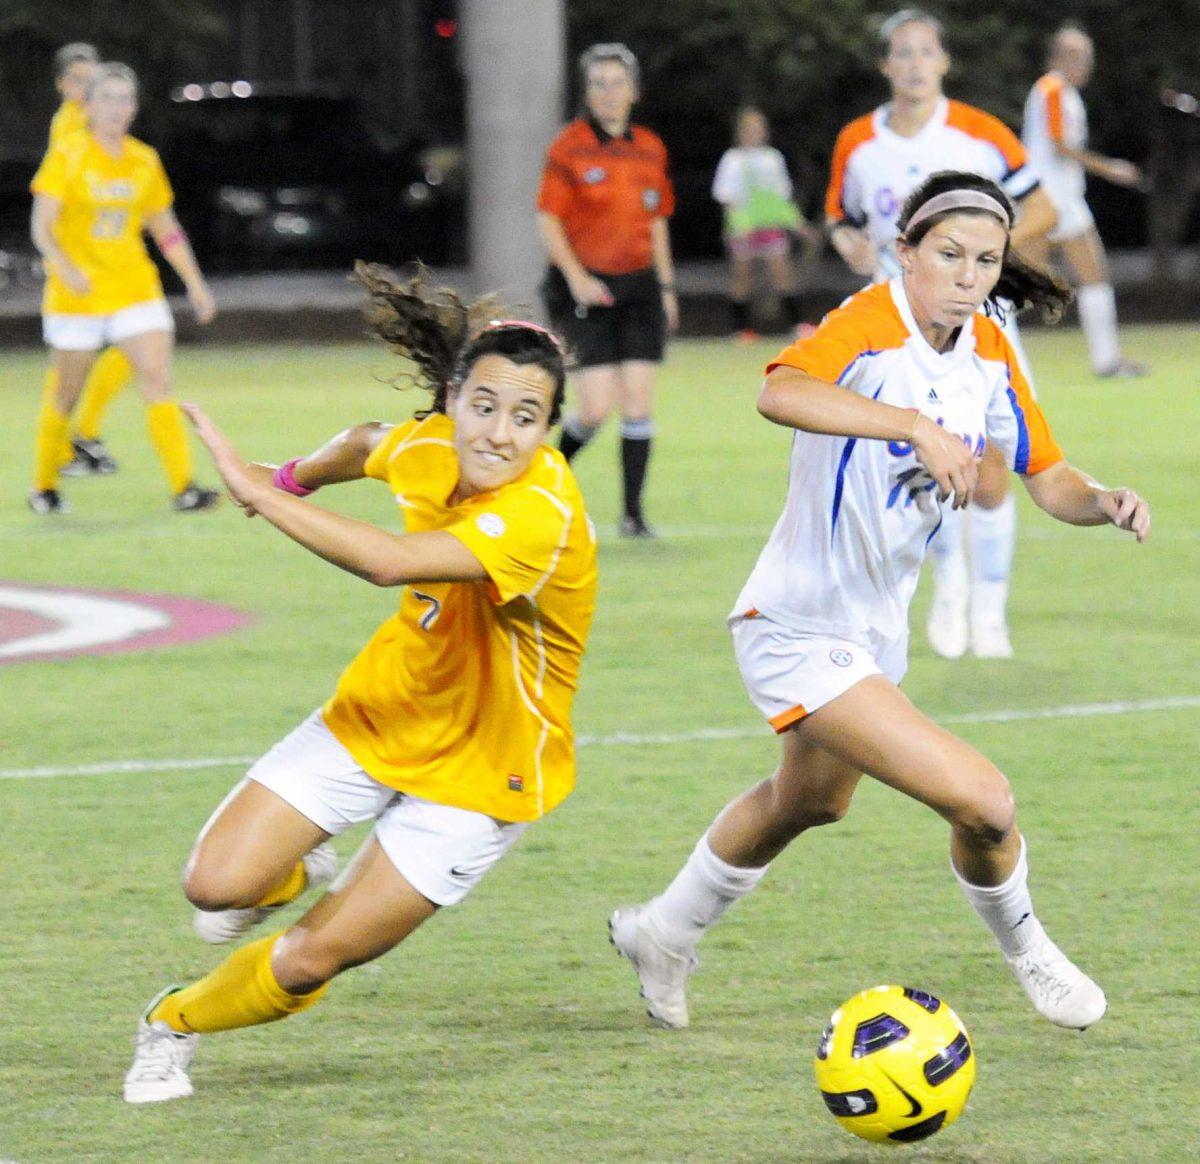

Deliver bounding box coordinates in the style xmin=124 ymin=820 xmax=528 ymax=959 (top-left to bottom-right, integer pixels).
xmin=542 ymin=267 xmax=666 ymax=368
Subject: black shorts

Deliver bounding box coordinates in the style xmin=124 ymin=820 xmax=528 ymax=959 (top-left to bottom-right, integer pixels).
xmin=542 ymin=267 xmax=666 ymax=368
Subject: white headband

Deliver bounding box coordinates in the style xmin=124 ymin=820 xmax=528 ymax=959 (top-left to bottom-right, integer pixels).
xmin=904 ymin=189 xmax=1011 ymax=235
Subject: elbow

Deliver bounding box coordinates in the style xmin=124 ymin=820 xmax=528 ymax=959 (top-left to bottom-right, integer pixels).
xmin=756 ymin=382 xmax=787 ymax=424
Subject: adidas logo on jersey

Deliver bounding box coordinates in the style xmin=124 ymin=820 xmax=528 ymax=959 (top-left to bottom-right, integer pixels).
xmin=925 ymin=386 xmax=941 ymax=403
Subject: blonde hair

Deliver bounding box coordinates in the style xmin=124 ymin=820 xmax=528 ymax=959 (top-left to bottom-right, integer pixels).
xmin=86 ymin=62 xmax=138 ymax=101
xmin=54 ymin=43 xmax=99 ymax=80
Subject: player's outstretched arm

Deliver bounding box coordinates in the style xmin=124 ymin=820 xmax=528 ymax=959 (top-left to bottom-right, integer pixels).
xmin=276 ymin=422 xmax=394 ymax=490
xmin=1022 ymin=460 xmax=1150 ymax=542
xmin=183 ymin=404 xmax=487 ymax=585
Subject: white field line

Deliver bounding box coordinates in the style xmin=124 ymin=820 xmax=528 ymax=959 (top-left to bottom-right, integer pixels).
xmin=1 ymin=694 xmax=1197 ymax=782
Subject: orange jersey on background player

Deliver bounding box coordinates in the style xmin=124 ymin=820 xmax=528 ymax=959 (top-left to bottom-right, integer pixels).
xmin=322 ymin=413 xmax=598 ymax=823
xmin=31 ymin=130 xmax=173 ymax=314
xmin=48 ymin=98 xmax=87 ymax=147
xmin=537 ymin=118 xmax=674 ymax=275
xmin=825 ymin=97 xmax=1039 ymax=279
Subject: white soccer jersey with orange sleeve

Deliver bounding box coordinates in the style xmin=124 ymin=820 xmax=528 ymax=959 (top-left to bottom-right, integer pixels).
xmin=731 ymin=280 xmax=1062 ymax=645
xmin=1022 ymin=72 xmax=1088 ymax=202
xmin=825 ymin=97 xmax=1040 ymax=279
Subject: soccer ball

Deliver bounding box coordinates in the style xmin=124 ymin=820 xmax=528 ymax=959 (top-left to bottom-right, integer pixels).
xmin=813 ymin=985 xmax=975 ymax=1144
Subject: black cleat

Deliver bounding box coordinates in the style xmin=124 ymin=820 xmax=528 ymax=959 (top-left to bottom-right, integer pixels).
xmin=61 ymin=437 xmax=118 ymax=476
xmin=172 ymin=483 xmax=220 ymax=513
xmin=28 ymin=488 xmax=71 ymax=514
xmin=618 ymin=514 xmax=657 ymax=539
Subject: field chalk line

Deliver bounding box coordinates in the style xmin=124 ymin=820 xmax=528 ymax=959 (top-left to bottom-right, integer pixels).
xmin=2 ymin=694 xmax=1197 ymax=782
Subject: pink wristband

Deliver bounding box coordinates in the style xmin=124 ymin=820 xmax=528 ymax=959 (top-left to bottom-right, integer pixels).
xmin=157 ymin=229 xmax=187 ymax=250
xmin=273 ymin=458 xmax=315 ymax=496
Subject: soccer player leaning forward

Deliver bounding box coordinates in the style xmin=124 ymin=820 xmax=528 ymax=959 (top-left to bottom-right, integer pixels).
xmin=123 ymin=267 xmax=597 ymax=1103
xmin=611 ymin=171 xmax=1148 ymax=1034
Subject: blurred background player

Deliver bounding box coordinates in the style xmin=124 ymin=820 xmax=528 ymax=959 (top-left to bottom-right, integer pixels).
xmin=824 ymin=8 xmax=1059 ymax=659
xmin=123 ymin=270 xmax=596 ymax=1103
xmin=48 ymin=42 xmax=134 ymax=477
xmin=537 ymin=42 xmax=677 ymax=538
xmin=29 ymin=62 xmax=218 ymax=514
xmin=711 ymin=106 xmax=817 ymax=342
xmin=1022 ymin=24 xmax=1148 ymax=378
xmin=611 ymin=171 xmax=1148 ymax=1036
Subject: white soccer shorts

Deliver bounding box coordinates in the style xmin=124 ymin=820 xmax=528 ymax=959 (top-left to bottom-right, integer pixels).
xmin=246 ymin=710 xmax=527 ymax=906
xmin=730 ymin=612 xmax=908 ymax=733
xmin=43 ymin=297 xmax=174 ymax=351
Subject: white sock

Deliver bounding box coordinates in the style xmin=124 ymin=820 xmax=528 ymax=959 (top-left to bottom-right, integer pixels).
xmin=1077 ymin=283 xmax=1120 ymax=374
xmin=929 ymin=507 xmax=968 ymax=594
xmin=645 ymin=832 xmax=769 ymax=951
xmin=968 ymin=493 xmax=1016 ymax=624
xmin=953 ymin=835 xmax=1046 ymax=958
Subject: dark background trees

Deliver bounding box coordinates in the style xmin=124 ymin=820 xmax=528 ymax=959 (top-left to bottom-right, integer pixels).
xmin=2 ymin=0 xmax=1198 ymax=274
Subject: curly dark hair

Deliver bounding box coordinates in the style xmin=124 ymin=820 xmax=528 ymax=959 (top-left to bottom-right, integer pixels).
xmin=354 ymin=262 xmax=568 ymax=424
xmin=896 ymin=171 xmax=1072 ymax=323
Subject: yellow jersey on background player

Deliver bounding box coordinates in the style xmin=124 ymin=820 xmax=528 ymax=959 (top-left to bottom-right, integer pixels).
xmin=324 ymin=413 xmax=598 ymax=823
xmin=48 ymin=97 xmax=87 ymax=147
xmin=30 ymin=130 xmax=173 ymax=315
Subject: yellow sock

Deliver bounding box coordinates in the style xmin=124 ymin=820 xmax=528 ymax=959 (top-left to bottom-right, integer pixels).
xmin=75 ymin=348 xmax=132 ymax=440
xmin=150 ymin=932 xmax=329 ymax=1034
xmin=41 ymin=369 xmax=73 ymax=469
xmin=145 ymin=400 xmax=193 ymax=494
xmin=34 ymin=402 xmax=71 ymax=492
xmin=256 ymin=860 xmax=307 ymax=908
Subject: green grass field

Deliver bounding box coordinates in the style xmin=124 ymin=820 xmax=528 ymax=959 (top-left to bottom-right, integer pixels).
xmin=1 ymin=324 xmax=1196 ymax=1163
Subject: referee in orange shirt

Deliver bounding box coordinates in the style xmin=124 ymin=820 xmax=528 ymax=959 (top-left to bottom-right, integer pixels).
xmin=537 ymin=42 xmax=677 ymax=538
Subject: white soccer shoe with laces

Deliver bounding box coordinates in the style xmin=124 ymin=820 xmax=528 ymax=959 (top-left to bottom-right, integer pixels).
xmin=123 ymin=987 xmax=198 ymax=1104
xmin=1006 ymin=934 xmax=1107 ymax=1030
xmin=609 ymin=904 xmax=698 ymax=1030
xmin=193 ymin=841 xmax=339 ymax=944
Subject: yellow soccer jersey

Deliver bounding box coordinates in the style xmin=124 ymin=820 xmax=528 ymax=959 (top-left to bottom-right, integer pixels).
xmin=31 ymin=130 xmax=173 ymax=314
xmin=322 ymin=413 xmax=599 ymax=822
xmin=48 ymin=99 xmax=87 ymax=147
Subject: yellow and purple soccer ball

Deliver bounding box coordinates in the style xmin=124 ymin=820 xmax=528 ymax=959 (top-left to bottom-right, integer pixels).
xmin=813 ymin=985 xmax=976 ymax=1144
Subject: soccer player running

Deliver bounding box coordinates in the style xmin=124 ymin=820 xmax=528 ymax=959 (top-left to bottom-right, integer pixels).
xmin=123 ymin=267 xmax=597 ymax=1104
xmin=45 ymin=43 xmax=133 ymax=478
xmin=1021 ymin=24 xmax=1147 ymax=378
xmin=537 ymin=42 xmax=677 ymax=538
xmin=29 ymin=62 xmax=218 ymax=514
xmin=826 ymin=9 xmax=1060 ymax=660
xmin=611 ymin=171 xmax=1148 ymax=1036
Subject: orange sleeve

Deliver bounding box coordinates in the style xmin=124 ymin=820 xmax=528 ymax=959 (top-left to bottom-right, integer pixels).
xmin=824 ymin=115 xmax=873 ymax=223
xmin=1043 ymin=80 xmax=1065 ymax=145
xmin=536 ymin=130 xmax=576 ymax=218
xmin=946 ymin=101 xmax=1028 ymax=176
xmin=653 ymin=134 xmax=675 ymax=218
xmin=1009 ymin=359 xmax=1063 ymax=474
xmin=767 ymin=285 xmax=901 ymax=384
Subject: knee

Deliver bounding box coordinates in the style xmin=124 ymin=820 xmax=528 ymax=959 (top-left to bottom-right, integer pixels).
xmin=763 ymin=775 xmax=852 ymax=835
xmin=949 ymin=776 xmax=1016 ymax=846
xmin=576 ymin=401 xmax=611 ymax=428
xmin=182 ymin=859 xmax=263 ymax=912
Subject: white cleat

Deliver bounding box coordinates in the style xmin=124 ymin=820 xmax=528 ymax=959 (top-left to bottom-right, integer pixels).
xmin=609 ymin=905 xmax=697 ymax=1030
xmin=193 ymin=841 xmax=339 ymax=944
xmin=971 ymin=616 xmax=1014 ymax=659
xmin=926 ymin=586 xmax=970 ymax=659
xmin=1006 ymin=935 xmax=1107 ymax=1030
xmin=124 ymin=986 xmax=198 ymax=1104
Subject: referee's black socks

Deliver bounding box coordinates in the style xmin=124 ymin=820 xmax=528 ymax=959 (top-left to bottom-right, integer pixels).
xmin=620 ymin=417 xmax=654 ymax=521
xmin=558 ymin=416 xmax=598 ymax=463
